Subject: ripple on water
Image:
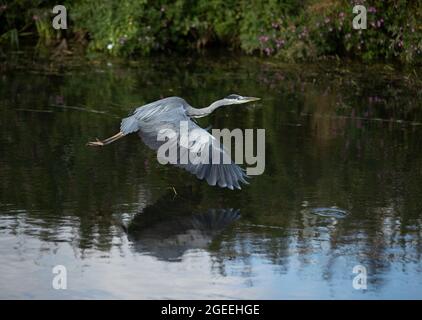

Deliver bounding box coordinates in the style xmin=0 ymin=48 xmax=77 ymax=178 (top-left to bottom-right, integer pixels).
xmin=302 ymin=207 xmax=349 ymax=219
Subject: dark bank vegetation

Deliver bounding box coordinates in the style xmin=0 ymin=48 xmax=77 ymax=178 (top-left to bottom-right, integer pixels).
xmin=0 ymin=0 xmax=421 ymax=63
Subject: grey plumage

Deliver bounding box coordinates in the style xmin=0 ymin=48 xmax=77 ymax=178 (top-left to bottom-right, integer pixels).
xmin=88 ymin=95 xmax=260 ymax=190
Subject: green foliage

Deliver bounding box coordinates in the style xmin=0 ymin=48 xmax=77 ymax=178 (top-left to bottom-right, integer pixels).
xmin=253 ymin=0 xmax=422 ymax=62
xmin=68 ymin=0 xmax=244 ymax=55
xmin=0 ymin=0 xmax=421 ymax=63
xmin=0 ymin=0 xmax=63 ymax=47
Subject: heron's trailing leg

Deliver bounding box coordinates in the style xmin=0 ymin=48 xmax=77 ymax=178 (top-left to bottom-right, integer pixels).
xmin=87 ymin=132 xmax=125 ymax=147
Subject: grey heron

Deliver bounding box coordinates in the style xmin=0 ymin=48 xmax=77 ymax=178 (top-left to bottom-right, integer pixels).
xmin=87 ymin=94 xmax=260 ymax=190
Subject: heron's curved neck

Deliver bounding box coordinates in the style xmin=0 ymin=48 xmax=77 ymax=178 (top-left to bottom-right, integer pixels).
xmin=187 ymin=99 xmax=227 ymax=118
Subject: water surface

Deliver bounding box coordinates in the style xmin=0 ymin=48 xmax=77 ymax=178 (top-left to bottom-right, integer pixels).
xmin=1 ymin=52 xmax=422 ymax=299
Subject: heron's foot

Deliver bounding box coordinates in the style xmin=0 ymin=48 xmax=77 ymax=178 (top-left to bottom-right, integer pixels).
xmin=87 ymin=132 xmax=125 ymax=147
xmin=86 ymin=138 xmax=104 ymax=147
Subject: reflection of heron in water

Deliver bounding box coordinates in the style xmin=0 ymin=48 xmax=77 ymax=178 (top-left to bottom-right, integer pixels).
xmin=87 ymin=95 xmax=260 ymax=189
xmin=123 ymin=191 xmax=240 ymax=261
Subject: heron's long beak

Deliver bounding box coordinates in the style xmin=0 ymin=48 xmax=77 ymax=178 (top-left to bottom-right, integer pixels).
xmin=240 ymin=97 xmax=261 ymax=103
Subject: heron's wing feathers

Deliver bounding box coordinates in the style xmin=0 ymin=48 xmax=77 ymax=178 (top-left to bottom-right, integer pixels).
xmin=120 ymin=116 xmax=139 ymax=135
xmin=175 ymin=131 xmax=250 ymax=190
xmin=121 ymin=97 xmax=189 ymax=135
xmin=135 ymin=101 xmax=249 ymax=190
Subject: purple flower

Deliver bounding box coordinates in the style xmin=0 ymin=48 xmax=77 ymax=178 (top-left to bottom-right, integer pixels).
xmin=275 ymin=39 xmax=285 ymax=48
xmin=264 ymin=47 xmax=273 ymax=56
xmin=259 ymin=35 xmax=269 ymax=43
xmin=368 ymin=7 xmax=377 ymax=13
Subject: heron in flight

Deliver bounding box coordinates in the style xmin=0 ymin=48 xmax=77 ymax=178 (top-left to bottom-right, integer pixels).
xmin=87 ymin=94 xmax=260 ymax=190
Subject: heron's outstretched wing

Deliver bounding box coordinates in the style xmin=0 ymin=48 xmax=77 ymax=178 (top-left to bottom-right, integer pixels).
xmin=128 ymin=99 xmax=249 ymax=190
xmin=120 ymin=97 xmax=188 ymax=135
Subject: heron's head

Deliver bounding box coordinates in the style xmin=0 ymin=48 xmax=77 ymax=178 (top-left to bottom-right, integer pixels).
xmin=223 ymin=94 xmax=260 ymax=105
